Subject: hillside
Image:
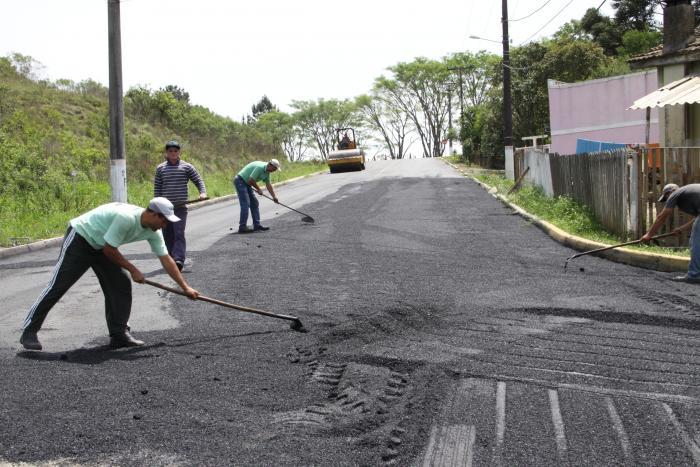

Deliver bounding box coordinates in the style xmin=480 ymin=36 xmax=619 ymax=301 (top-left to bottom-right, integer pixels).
xmin=0 ymin=55 xmax=310 ymax=246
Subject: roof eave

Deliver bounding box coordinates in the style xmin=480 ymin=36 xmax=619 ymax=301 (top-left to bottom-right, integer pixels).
xmin=629 ymin=50 xmax=700 ymax=69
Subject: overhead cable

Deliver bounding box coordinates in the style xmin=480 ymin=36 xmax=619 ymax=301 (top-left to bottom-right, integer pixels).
xmin=519 ymin=0 xmax=575 ymax=45
xmin=509 ymin=0 xmax=552 ymax=22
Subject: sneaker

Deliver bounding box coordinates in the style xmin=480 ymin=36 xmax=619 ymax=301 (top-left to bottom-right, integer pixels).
xmin=253 ymin=225 xmax=270 ymax=232
xmin=19 ymin=330 xmax=42 ymax=350
xmin=238 ymin=226 xmax=254 ymax=234
xmin=109 ymin=331 xmax=145 ymax=348
xmin=671 ymin=275 xmax=700 ymax=284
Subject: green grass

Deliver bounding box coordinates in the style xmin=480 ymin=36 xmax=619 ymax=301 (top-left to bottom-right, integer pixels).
xmin=0 ymin=160 xmax=327 ymax=247
xmin=455 ymin=165 xmax=690 ymax=258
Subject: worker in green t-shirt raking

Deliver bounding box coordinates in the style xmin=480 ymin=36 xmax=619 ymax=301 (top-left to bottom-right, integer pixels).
xmin=234 ymin=159 xmax=281 ymax=234
xmin=19 ymin=197 xmax=200 ymax=352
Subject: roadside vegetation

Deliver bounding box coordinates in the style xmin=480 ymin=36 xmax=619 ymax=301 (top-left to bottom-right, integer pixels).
xmin=445 ymin=157 xmax=690 ymax=258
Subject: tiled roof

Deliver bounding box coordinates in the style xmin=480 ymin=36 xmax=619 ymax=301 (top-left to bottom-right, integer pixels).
xmin=628 ymin=26 xmax=700 ymax=64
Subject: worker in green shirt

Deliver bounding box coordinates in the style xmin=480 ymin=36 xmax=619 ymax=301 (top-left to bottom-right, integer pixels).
xmin=20 ymin=197 xmax=199 ymax=351
xmin=234 ymin=159 xmax=281 ymax=233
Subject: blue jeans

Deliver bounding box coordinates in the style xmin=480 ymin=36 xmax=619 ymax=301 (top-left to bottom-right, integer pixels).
xmin=689 ymin=217 xmax=700 ymax=278
xmin=163 ymin=206 xmax=188 ymax=263
xmin=234 ymin=176 xmax=260 ymax=228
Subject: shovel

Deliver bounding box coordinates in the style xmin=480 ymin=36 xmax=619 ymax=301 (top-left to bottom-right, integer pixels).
xmin=564 ymin=231 xmax=678 ymax=270
xmin=258 ymin=192 xmax=315 ymax=223
xmin=143 ymin=279 xmax=307 ymax=332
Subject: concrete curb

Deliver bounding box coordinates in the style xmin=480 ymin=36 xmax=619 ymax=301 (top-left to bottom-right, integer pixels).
xmin=0 ymin=170 xmax=327 ymax=260
xmin=442 ymin=159 xmax=689 ymax=273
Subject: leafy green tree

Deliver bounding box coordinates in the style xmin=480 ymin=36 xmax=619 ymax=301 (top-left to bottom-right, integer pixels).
xmin=249 ymin=95 xmax=278 ymax=123
xmin=581 ymin=8 xmax=623 ymax=55
xmin=376 ymin=58 xmax=452 ymax=158
xmin=617 ymin=28 xmax=663 ymax=56
xmin=612 ymin=0 xmax=661 ymax=30
xmin=161 ymin=84 xmax=190 ymax=104
xmin=355 ymin=93 xmax=411 ymax=159
xmin=255 ymin=111 xmax=309 ymax=161
xmin=291 ymin=99 xmax=358 ymax=160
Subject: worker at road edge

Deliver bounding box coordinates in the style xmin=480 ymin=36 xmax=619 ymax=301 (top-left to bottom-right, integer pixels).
xmin=234 ymin=159 xmax=281 ymax=234
xmin=154 ymin=140 xmax=207 ymax=271
xmin=19 ymin=197 xmax=200 ymax=351
xmin=641 ymin=182 xmax=699 ymax=283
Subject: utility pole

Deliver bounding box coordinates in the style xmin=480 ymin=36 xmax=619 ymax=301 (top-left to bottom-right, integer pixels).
xmin=108 ymin=0 xmax=127 ymax=202
xmin=447 ymin=66 xmax=466 ymax=158
xmin=502 ymin=0 xmax=512 ymax=148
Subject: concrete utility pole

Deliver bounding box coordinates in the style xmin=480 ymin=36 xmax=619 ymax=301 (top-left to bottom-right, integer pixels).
xmin=108 ymin=0 xmax=127 ymax=202
xmin=502 ymin=0 xmax=512 ymax=148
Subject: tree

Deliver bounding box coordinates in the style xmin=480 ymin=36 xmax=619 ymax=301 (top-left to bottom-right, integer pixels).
xmin=580 ymin=8 xmax=623 ymax=55
xmin=291 ymin=99 xmax=358 ymax=160
xmin=617 ymin=28 xmax=663 ymax=56
xmin=355 ymin=94 xmax=411 ymax=159
xmin=612 ymin=0 xmax=661 ymax=30
xmin=377 ymin=58 xmax=452 ymax=158
xmin=161 ymin=84 xmax=190 ymax=104
xmin=255 ymin=111 xmax=309 ymax=162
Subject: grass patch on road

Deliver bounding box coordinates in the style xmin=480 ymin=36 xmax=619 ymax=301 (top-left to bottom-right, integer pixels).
xmin=0 ymin=160 xmax=327 ymax=248
xmin=444 ymin=157 xmax=689 ymax=258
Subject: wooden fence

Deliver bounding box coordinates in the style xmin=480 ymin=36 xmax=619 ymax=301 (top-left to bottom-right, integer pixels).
xmin=549 ymin=151 xmax=629 ymax=237
xmin=511 ymin=147 xmax=700 ymax=244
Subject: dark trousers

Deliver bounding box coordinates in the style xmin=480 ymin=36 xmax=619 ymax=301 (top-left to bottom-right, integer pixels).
xmin=234 ymin=175 xmax=261 ymax=228
xmin=163 ymin=206 xmax=188 ymax=263
xmin=22 ymin=227 xmax=132 ymax=336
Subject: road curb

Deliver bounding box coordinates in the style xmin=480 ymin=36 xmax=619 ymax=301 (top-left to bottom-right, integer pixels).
xmin=0 ymin=170 xmax=327 ymax=260
xmin=442 ymin=159 xmax=688 ymax=273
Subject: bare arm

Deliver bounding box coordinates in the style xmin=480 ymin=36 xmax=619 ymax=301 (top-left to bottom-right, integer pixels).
xmin=158 ymin=255 xmax=199 ymax=299
xmin=641 ymin=207 xmax=674 ymax=242
xmin=102 ymin=244 xmax=144 ymax=283
xmin=266 ymin=182 xmax=278 ymax=202
xmin=247 ymin=177 xmax=262 ymax=195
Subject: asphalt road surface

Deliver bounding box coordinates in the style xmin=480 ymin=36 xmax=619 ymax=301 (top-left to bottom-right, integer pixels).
xmin=1 ymin=159 xmax=699 ymax=466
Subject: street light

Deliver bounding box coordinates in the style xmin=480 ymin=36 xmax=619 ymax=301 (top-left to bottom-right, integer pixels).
xmin=468 ymin=34 xmax=501 ymax=44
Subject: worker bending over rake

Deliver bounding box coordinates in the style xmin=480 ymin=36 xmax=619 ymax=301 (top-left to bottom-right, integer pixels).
xmin=20 ymin=197 xmax=199 ymax=351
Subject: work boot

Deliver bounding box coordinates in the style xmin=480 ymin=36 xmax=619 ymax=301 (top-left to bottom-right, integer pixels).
xmin=109 ymin=331 xmax=145 ymax=348
xmin=253 ymin=224 xmax=270 ymax=232
xmin=20 ymin=330 xmax=42 ymax=350
xmin=671 ymin=275 xmax=700 ymax=284
xmin=238 ymin=226 xmax=254 ymax=234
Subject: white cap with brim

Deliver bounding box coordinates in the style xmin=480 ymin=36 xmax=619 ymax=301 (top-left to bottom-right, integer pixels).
xmin=658 ymin=183 xmax=679 ymax=203
xmin=269 ymin=158 xmax=281 ymax=171
xmin=149 ymin=197 xmax=180 ymax=222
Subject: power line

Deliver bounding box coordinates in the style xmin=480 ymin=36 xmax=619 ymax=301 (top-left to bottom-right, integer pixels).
xmin=509 ymin=0 xmax=552 ymax=22
xmin=519 ymin=0 xmax=575 ymax=45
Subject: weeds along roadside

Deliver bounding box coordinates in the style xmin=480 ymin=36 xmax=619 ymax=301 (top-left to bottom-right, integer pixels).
xmin=445 ymin=157 xmax=690 ymax=258
xmin=0 ymin=160 xmax=327 ymax=248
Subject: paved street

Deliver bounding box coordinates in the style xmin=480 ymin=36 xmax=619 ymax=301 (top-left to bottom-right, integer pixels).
xmin=1 ymin=158 xmax=699 ymax=466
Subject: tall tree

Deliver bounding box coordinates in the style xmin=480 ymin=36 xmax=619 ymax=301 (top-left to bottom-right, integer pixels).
xmin=255 ymin=111 xmax=309 ymax=162
xmin=291 ymin=99 xmax=358 ymax=160
xmin=161 ymin=84 xmax=190 ymax=104
xmin=377 ymin=58 xmax=452 ymax=158
xmin=355 ymin=94 xmax=411 ymax=159
xmin=249 ymin=95 xmax=278 ymax=123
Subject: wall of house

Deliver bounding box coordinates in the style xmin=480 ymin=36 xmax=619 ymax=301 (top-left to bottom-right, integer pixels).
xmin=659 ymin=64 xmax=687 ymax=147
xmin=548 ymin=71 xmax=660 ymax=154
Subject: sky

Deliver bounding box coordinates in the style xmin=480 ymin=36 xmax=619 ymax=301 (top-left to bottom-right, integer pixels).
xmin=1 ymin=0 xmax=616 ymax=121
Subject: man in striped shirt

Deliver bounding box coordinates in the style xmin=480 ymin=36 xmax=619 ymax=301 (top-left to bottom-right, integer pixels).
xmin=154 ymin=140 xmax=207 ymax=271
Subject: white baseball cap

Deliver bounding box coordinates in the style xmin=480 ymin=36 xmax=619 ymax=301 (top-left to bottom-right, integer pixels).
xmin=148 ymin=197 xmax=180 ymax=222
xmin=269 ymin=158 xmax=282 ymax=171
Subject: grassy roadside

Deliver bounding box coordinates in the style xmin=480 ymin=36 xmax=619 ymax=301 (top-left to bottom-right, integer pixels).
xmin=444 ymin=156 xmax=690 ymax=258
xmin=0 ymin=160 xmax=327 ymax=248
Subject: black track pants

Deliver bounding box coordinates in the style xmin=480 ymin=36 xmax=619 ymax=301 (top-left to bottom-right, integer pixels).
xmin=22 ymin=227 xmax=132 ymax=336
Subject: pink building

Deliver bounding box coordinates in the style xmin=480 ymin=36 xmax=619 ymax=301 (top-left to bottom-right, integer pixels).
xmin=548 ymin=70 xmax=659 ymax=154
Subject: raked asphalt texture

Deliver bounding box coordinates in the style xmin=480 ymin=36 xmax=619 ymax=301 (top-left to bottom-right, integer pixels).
xmin=1 ymin=158 xmax=699 ymax=466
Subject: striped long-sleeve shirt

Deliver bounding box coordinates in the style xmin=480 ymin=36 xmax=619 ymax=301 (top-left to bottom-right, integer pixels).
xmin=154 ymin=159 xmax=206 ymax=206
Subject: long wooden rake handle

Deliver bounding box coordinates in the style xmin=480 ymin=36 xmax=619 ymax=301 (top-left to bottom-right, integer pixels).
xmin=257 ymin=191 xmax=315 ymax=222
xmin=143 ymin=279 xmax=300 ymax=323
xmin=564 ymin=231 xmax=678 ymax=269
